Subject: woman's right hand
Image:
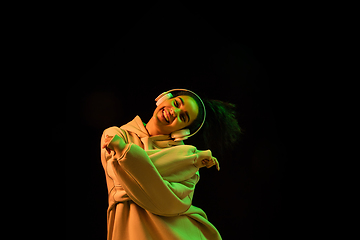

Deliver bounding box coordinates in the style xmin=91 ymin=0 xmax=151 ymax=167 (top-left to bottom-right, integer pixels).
xmin=102 ymin=135 xmax=115 ymax=154
xmin=102 ymin=134 xmax=126 ymax=155
xmin=195 ymin=150 xmax=220 ymax=171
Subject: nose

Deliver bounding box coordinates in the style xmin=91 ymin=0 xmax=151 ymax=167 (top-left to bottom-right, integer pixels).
xmin=173 ymin=108 xmax=181 ymax=117
xmin=169 ymin=108 xmax=178 ymax=122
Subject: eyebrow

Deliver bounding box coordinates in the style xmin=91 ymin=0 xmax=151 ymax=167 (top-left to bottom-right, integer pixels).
xmin=179 ymin=97 xmax=190 ymax=123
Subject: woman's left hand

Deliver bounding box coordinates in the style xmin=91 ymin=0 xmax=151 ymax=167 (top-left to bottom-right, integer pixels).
xmin=195 ymin=150 xmax=220 ymax=171
xmin=202 ymin=157 xmax=220 ymax=171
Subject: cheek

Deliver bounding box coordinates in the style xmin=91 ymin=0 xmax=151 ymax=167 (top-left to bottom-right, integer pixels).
xmin=170 ymin=118 xmax=187 ymax=130
xmin=153 ymin=106 xmax=162 ymax=117
xmin=158 ymin=119 xmax=184 ymax=135
xmin=154 ymin=108 xmax=162 ymax=119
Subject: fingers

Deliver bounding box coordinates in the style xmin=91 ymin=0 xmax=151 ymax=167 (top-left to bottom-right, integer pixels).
xmin=106 ymin=147 xmax=111 ymax=154
xmin=205 ymin=159 xmax=213 ymax=168
xmin=102 ymin=142 xmax=112 ymax=154
xmin=213 ymin=157 xmax=220 ymax=171
xmin=194 ymin=149 xmax=221 ymax=171
xmin=102 ymin=135 xmax=114 ymax=155
xmin=204 ymin=157 xmax=220 ymax=171
xmin=102 ymin=135 xmax=111 ymax=148
xmin=201 ymin=159 xmax=209 ymax=166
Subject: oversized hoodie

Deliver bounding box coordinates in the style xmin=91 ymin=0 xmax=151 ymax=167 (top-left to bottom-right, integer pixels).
xmin=101 ymin=116 xmax=222 ymax=240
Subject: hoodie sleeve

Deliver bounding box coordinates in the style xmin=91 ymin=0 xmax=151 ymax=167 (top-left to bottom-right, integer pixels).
xmin=106 ymin=142 xmax=200 ymax=217
xmin=146 ymin=145 xmax=200 ymax=182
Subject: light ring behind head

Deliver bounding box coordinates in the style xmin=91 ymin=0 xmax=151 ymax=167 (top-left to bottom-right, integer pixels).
xmin=155 ymin=88 xmax=206 ymax=140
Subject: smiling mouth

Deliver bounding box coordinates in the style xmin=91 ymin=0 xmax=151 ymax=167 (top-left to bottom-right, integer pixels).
xmin=162 ymin=108 xmax=170 ymax=123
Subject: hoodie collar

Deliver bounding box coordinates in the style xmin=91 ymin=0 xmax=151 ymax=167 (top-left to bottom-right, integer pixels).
xmin=120 ymin=115 xmax=149 ymax=139
xmin=120 ymin=115 xmax=184 ymax=150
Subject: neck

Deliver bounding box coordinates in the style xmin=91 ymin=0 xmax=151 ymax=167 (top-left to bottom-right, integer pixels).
xmin=145 ymin=117 xmax=161 ymax=136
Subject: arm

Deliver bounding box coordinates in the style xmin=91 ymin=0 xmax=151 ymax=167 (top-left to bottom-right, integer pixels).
xmin=107 ymin=142 xmax=198 ymax=216
xmin=146 ymin=145 xmax=219 ymax=182
xmin=102 ymin=130 xmax=219 ymax=216
xmin=103 ymin=133 xmax=219 ymax=170
xmin=101 ymin=129 xmax=199 ymax=216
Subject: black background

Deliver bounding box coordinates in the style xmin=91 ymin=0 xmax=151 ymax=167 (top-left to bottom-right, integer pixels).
xmin=66 ymin=2 xmax=298 ymax=239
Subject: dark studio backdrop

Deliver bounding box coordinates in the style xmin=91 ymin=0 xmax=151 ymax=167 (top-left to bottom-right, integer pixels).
xmin=66 ymin=2 xmax=295 ymax=239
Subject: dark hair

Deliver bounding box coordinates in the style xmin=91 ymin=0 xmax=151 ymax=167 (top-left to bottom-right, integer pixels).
xmin=201 ymin=99 xmax=242 ymax=157
xmin=172 ymin=90 xmax=242 ymax=157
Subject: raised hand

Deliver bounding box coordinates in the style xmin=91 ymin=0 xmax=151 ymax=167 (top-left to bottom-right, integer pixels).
xmin=194 ymin=150 xmax=220 ymax=171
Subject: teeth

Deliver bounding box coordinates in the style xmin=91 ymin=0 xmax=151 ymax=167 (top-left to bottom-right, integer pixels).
xmin=163 ymin=109 xmax=169 ymax=122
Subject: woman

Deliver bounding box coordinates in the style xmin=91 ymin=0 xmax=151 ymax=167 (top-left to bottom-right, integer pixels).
xmin=100 ymin=89 xmax=241 ymax=240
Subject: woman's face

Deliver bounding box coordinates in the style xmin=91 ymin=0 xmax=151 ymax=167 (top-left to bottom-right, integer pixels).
xmin=149 ymin=95 xmax=199 ymax=135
